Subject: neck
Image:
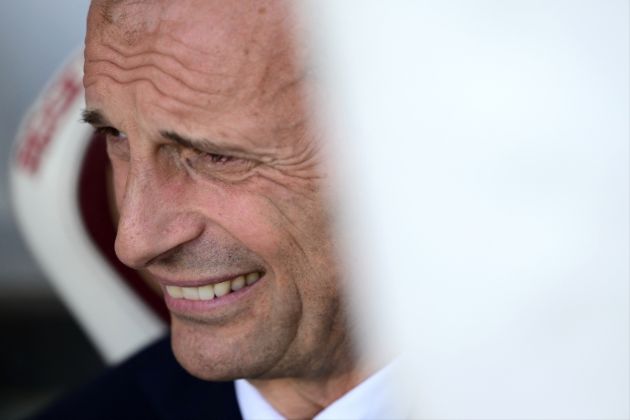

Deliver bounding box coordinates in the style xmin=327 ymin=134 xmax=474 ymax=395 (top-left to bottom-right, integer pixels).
xmin=248 ymin=365 xmax=373 ymax=419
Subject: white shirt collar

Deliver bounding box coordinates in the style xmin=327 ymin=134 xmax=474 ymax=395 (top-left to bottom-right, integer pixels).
xmin=235 ymin=379 xmax=283 ymax=420
xmin=235 ymin=363 xmax=405 ymax=420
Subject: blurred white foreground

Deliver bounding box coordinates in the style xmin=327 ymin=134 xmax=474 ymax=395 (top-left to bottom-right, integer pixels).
xmin=304 ymin=1 xmax=629 ymax=418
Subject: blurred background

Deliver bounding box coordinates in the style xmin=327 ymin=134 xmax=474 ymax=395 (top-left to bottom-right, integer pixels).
xmin=0 ymin=2 xmax=104 ymax=419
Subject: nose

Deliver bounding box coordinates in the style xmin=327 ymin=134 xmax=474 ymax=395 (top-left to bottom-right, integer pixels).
xmin=113 ymin=157 xmax=204 ymax=269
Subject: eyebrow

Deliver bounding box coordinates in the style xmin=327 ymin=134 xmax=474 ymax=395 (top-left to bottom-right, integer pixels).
xmin=81 ymin=109 xmax=110 ymax=126
xmin=81 ymin=109 xmax=228 ymax=154
xmin=160 ymin=130 xmax=225 ymax=154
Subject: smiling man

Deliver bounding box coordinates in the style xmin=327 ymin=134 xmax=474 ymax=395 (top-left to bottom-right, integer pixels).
xmin=29 ymin=0 xmax=397 ymax=419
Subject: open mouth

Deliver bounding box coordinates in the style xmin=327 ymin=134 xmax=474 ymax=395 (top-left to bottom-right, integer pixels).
xmin=164 ymin=271 xmax=262 ymax=301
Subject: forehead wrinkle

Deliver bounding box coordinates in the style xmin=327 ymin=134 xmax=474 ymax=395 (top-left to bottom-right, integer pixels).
xmin=87 ymin=28 xmax=277 ymax=116
xmin=89 ymin=0 xmax=303 ymax=102
xmin=98 ymin=40 xmax=215 ymax=80
xmin=89 ymin=35 xmax=250 ymax=99
xmin=85 ymin=58 xmax=235 ymax=111
xmin=88 ymin=41 xmax=237 ymax=98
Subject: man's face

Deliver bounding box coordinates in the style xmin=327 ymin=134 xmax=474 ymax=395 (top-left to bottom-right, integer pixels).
xmin=84 ymin=0 xmax=350 ymax=380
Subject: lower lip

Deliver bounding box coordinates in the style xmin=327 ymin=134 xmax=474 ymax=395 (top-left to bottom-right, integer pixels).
xmin=162 ymin=277 xmax=263 ymax=315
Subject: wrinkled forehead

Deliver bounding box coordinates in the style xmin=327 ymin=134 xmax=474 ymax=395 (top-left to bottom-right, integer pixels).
xmin=87 ymin=0 xmax=298 ymax=76
xmin=85 ymin=0 xmax=312 ymax=152
xmin=86 ymin=0 xmax=310 ymax=124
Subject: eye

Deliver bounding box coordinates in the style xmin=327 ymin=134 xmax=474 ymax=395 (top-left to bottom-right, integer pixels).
xmin=95 ymin=126 xmax=127 ymax=142
xmin=182 ymin=148 xmax=256 ymax=180
xmin=202 ymin=153 xmax=234 ymax=164
xmin=184 ymin=150 xmax=236 ymax=167
xmin=95 ymin=126 xmax=129 ymax=160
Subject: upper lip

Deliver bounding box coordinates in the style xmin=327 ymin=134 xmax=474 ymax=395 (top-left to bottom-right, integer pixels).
xmin=148 ymin=271 xmax=262 ymax=288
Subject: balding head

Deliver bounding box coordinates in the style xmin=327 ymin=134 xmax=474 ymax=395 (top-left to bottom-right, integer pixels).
xmin=88 ymin=0 xmax=296 ymax=54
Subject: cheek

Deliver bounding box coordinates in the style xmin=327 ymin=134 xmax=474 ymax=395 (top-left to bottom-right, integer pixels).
xmin=209 ymin=183 xmax=333 ymax=275
xmin=211 ymin=192 xmax=290 ymax=256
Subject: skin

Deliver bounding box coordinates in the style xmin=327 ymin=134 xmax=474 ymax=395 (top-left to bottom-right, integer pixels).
xmin=84 ymin=0 xmax=368 ymax=417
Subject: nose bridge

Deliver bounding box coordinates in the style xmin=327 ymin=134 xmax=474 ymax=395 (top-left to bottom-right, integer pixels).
xmin=120 ymin=154 xmax=159 ymax=228
xmin=114 ymin=153 xmax=201 ymax=269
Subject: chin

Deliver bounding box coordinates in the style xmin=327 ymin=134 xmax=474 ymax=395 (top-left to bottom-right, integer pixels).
xmin=169 ymin=315 xmax=293 ymax=382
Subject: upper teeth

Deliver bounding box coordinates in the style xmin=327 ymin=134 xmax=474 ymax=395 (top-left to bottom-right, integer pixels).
xmin=165 ymin=272 xmax=261 ymax=301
